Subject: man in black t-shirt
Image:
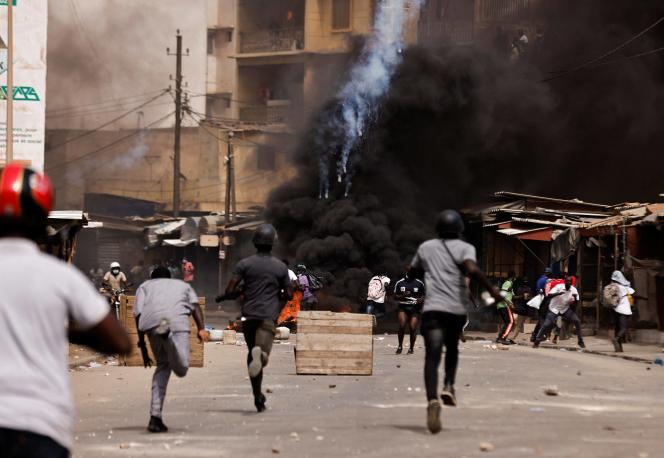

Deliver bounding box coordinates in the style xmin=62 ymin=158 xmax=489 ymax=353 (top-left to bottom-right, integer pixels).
xmin=224 ymin=224 xmax=293 ymax=412
xmin=393 ymin=270 xmax=426 ymax=354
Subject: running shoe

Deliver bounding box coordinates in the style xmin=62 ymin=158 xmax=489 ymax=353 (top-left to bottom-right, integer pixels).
xmin=255 ymin=393 xmax=267 ymax=413
xmin=147 ymin=416 xmax=168 ymax=433
xmin=407 ymin=348 xmax=414 ymax=355
xmin=248 ymin=346 xmax=264 ymax=378
xmin=440 ymin=384 xmax=457 ymax=407
xmin=427 ymin=400 xmax=442 ymax=434
xmin=395 ymin=347 xmax=403 ymax=355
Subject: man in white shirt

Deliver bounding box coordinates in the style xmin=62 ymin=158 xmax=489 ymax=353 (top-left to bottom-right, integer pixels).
xmin=366 ymin=274 xmax=391 ymax=317
xmin=610 ymin=270 xmax=635 ymax=352
xmin=0 ymin=163 xmax=131 ymax=457
xmin=533 ymin=277 xmax=585 ymax=349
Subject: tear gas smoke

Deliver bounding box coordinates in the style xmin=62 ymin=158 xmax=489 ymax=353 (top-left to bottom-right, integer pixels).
xmin=319 ymin=0 xmax=423 ymax=199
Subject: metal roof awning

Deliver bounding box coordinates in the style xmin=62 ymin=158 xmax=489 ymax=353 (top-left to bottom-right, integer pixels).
xmin=496 ymin=227 xmax=554 ymax=242
xmin=163 ymin=239 xmax=197 ymax=247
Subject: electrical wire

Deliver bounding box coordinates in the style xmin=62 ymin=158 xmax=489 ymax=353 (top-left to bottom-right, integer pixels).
xmin=46 ymin=89 xmax=167 ymax=115
xmin=47 ymin=90 xmax=170 ymax=151
xmin=46 ymin=111 xmax=175 ymax=173
xmin=542 ymin=15 xmax=664 ymax=82
xmin=46 ymin=99 xmax=175 ymax=120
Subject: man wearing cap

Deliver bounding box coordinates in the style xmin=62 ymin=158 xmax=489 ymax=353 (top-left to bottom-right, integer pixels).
xmin=410 ymin=209 xmax=503 ymax=434
xmin=0 ymin=164 xmax=131 ymax=457
xmin=223 ymin=224 xmax=293 ymax=412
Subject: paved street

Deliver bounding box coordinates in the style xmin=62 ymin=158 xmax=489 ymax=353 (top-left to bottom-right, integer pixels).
xmin=72 ymin=334 xmax=664 ymax=458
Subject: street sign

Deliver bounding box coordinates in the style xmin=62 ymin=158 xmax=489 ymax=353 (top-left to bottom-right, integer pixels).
xmin=0 ymin=0 xmax=47 ymax=169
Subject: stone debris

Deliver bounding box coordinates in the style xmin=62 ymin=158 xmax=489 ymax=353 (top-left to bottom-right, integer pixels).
xmin=290 ymin=432 xmax=300 ymax=442
xmin=266 ymin=388 xmax=274 ymax=394
xmin=328 ymin=384 xmax=336 ymax=389
xmin=479 ymin=442 xmax=495 ymax=452
xmin=316 ymin=435 xmax=324 ymax=441
xmin=544 ymin=386 xmax=559 ymax=396
xmin=577 ymin=371 xmax=582 ymax=376
xmin=272 ymin=447 xmax=280 ymax=454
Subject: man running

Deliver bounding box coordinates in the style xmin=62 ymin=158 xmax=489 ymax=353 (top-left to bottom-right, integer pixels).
xmin=495 ymin=271 xmax=516 ymax=345
xmin=0 ymin=163 xmax=131 ymax=457
xmin=223 ymin=224 xmax=293 ymax=412
xmin=608 ymin=271 xmax=636 ymax=353
xmin=411 ymin=210 xmax=503 ymax=434
xmin=393 ymin=269 xmax=425 ymax=354
xmin=365 ymin=273 xmax=390 ymax=317
xmin=134 ymin=266 xmax=209 ymax=433
xmin=533 ymin=277 xmax=585 ymax=349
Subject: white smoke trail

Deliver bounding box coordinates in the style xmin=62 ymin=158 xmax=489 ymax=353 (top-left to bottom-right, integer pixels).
xmin=320 ymin=0 xmax=423 ymax=197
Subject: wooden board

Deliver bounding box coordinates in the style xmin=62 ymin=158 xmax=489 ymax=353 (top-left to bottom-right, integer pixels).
xmin=295 ymin=311 xmax=373 ymax=376
xmin=118 ymin=296 xmax=205 ymax=367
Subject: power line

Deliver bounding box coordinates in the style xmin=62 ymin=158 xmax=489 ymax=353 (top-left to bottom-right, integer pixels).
xmin=542 ymin=15 xmax=664 ymax=82
xmin=46 ymin=111 xmax=175 ymax=173
xmin=46 ymin=99 xmax=174 ymax=120
xmin=47 ymin=90 xmax=170 ymax=151
xmin=46 ymin=89 xmax=167 ymax=115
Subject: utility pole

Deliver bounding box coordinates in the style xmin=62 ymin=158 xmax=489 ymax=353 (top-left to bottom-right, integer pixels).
xmin=167 ymin=30 xmax=188 ymax=217
xmin=224 ymin=131 xmax=234 ymax=224
xmin=5 ymin=0 xmax=13 ymax=163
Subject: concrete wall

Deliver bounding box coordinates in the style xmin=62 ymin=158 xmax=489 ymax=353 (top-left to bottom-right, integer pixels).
xmin=304 ymin=0 xmax=375 ymax=53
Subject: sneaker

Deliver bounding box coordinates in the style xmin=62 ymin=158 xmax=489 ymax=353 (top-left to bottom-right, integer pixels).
xmin=496 ymin=337 xmax=508 ymax=345
xmin=440 ymin=384 xmax=457 ymax=407
xmin=248 ymin=346 xmax=264 ymax=378
xmin=552 ymin=335 xmax=559 ymax=344
xmin=506 ymin=339 xmax=516 ymax=345
xmin=395 ymin=347 xmax=403 ymax=355
xmin=255 ymin=393 xmax=267 ymax=413
xmin=155 ymin=318 xmax=170 ymax=337
xmin=532 ymin=341 xmax=540 ymax=348
xmin=407 ymin=348 xmax=414 ymax=355
xmin=147 ymin=416 xmax=168 ymax=433
xmin=460 ymin=333 xmax=467 ymax=343
xmin=426 ymin=400 xmax=442 ymax=434
xmin=612 ymin=338 xmax=623 ymax=353
xmin=578 ymin=340 xmax=586 ymax=349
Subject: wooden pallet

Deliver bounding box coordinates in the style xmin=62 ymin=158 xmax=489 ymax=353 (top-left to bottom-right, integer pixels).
xmin=118 ymin=295 xmax=205 ymax=367
xmin=295 ymin=311 xmax=374 ymax=375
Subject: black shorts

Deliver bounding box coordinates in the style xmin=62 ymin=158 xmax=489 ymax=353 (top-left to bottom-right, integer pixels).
xmin=398 ymin=304 xmax=422 ymax=317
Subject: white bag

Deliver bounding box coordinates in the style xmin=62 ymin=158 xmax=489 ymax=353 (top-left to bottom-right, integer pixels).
xmin=527 ymin=293 xmax=544 ymax=310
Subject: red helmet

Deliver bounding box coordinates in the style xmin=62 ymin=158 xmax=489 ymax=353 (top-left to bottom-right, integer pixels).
xmin=0 ymin=162 xmax=53 ymax=221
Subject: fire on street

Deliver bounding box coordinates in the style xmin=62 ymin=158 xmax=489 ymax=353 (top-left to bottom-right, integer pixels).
xmin=72 ymin=336 xmax=664 ymax=458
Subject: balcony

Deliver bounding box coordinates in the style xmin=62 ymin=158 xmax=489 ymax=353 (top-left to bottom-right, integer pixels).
xmin=239 ymin=100 xmax=291 ymax=123
xmin=239 ymin=28 xmax=304 ymax=54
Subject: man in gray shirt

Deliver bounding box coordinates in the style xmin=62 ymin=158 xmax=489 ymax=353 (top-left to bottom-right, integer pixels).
xmin=134 ymin=266 xmax=209 ymax=433
xmin=411 ymin=210 xmax=503 ymax=434
xmin=224 ymin=224 xmax=293 ymax=413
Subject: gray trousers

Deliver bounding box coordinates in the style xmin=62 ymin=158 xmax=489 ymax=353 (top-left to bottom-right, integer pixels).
xmin=147 ymin=330 xmax=190 ymax=418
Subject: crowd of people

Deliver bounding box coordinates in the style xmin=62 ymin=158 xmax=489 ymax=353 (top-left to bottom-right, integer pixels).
xmin=0 ymin=164 xmax=644 ymax=456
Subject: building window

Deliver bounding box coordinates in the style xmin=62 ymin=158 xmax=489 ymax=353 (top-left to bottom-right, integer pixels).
xmin=207 ymin=29 xmax=216 ymax=55
xmin=332 ymin=0 xmax=351 ymax=30
xmin=206 ymin=93 xmax=231 ymax=118
xmin=257 ymin=146 xmax=276 ymax=171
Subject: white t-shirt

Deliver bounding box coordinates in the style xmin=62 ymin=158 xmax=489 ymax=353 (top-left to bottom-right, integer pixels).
xmin=614 ymin=284 xmax=635 ymax=316
xmin=548 ymin=283 xmax=579 ymax=314
xmin=0 ymin=238 xmax=109 ymax=450
xmin=367 ymin=275 xmax=390 ymax=303
xmin=288 ymin=269 xmax=298 ymax=282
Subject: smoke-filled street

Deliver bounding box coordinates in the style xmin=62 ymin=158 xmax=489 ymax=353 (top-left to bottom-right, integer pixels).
xmin=2 ymin=1 xmax=664 ymax=457
xmin=71 ymin=337 xmax=663 ymax=458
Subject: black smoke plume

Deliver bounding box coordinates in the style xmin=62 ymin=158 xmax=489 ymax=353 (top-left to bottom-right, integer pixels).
xmin=268 ymin=1 xmax=664 ymax=306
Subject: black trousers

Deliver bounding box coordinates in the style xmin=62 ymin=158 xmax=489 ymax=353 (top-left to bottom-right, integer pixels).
xmin=531 ymin=299 xmax=550 ymax=341
xmin=614 ymin=311 xmax=629 ymax=342
xmin=497 ymin=307 xmax=514 ymax=339
xmin=535 ymin=309 xmax=583 ymax=343
xmin=0 ymin=427 xmax=68 ymax=458
xmin=421 ymin=311 xmax=467 ymax=401
xmin=243 ymin=319 xmax=276 ymax=398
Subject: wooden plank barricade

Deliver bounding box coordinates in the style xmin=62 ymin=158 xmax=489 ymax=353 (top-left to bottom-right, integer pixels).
xmin=295 ymin=311 xmax=374 ymax=375
xmin=118 ymin=295 xmax=205 ymax=367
